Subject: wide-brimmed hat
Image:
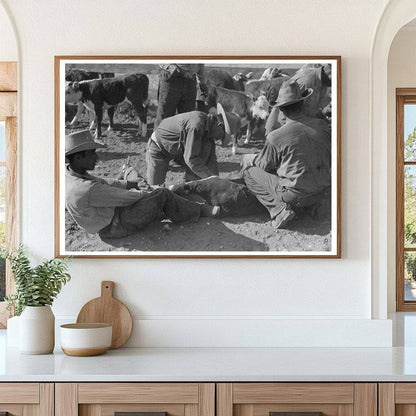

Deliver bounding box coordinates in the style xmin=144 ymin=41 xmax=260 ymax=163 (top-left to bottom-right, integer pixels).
xmin=65 ymin=130 xmax=106 ymax=156
xmin=274 ymin=80 xmax=313 ymax=108
xmin=216 ymin=103 xmax=242 ymax=146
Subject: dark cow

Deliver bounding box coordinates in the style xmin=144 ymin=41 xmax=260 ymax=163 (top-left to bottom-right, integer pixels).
xmin=65 ymin=74 xmax=149 ymax=139
xmin=205 ymin=86 xmax=269 ymax=151
xmin=170 ymin=176 xmax=266 ymax=217
xmin=206 ymin=69 xmax=252 ymax=92
xmin=245 ymin=77 xmax=287 ymax=101
xmin=66 ymin=69 xmax=101 ymax=82
xmin=65 ymin=69 xmax=115 ymax=127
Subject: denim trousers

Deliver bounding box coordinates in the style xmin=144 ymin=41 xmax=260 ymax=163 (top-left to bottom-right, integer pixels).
xmin=243 ymin=167 xmax=323 ymax=220
xmin=155 ymin=74 xmax=197 ymax=127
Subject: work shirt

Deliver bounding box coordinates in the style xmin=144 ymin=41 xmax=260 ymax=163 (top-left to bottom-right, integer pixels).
xmin=254 ymin=113 xmax=331 ymax=194
xmin=159 ymin=64 xmax=205 ymax=84
xmin=155 ymin=111 xmax=216 ymax=179
xmin=65 ymin=166 xmax=145 ymax=233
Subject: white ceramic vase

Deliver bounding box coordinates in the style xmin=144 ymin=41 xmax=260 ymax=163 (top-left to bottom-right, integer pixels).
xmin=19 ymin=305 xmax=55 ymax=354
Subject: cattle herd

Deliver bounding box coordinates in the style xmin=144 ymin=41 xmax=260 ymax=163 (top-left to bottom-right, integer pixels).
xmin=64 ymin=63 xmax=332 ymax=153
xmin=63 ymin=62 xmax=333 ymax=247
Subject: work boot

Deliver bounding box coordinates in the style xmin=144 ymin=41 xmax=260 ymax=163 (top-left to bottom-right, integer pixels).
xmin=271 ymin=207 xmax=295 ymax=229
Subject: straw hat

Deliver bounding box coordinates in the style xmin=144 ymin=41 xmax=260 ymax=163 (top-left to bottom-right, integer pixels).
xmin=65 ymin=130 xmax=106 ymax=156
xmin=216 ymin=103 xmax=242 ymax=146
xmin=274 ymin=80 xmax=313 ymax=108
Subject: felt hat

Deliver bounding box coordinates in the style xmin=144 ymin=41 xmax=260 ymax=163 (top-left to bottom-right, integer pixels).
xmin=216 ymin=103 xmax=242 ymax=146
xmin=274 ymin=80 xmax=313 ymax=108
xmin=65 ymin=130 xmax=106 ymax=156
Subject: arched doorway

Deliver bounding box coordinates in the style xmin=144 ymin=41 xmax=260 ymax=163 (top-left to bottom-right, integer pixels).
xmin=371 ymin=0 xmax=416 ymax=319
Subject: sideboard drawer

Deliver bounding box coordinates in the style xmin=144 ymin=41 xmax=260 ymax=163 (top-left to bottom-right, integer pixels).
xmin=217 ymin=383 xmax=376 ymax=416
xmin=56 ymin=383 xmax=215 ymax=416
xmin=0 ymin=383 xmax=53 ymax=416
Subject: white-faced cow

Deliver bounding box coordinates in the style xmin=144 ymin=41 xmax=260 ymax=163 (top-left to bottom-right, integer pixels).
xmin=65 ymin=74 xmax=149 ymax=139
xmin=170 ymin=176 xmax=266 ymax=217
xmin=65 ymin=70 xmax=115 ymax=128
xmin=205 ymin=86 xmax=269 ymax=152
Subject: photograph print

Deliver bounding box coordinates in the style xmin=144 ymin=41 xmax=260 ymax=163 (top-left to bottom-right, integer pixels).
xmin=55 ymin=56 xmax=341 ymax=258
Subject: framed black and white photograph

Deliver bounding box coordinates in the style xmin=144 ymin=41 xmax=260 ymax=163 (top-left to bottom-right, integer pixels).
xmin=55 ymin=56 xmax=341 ymax=258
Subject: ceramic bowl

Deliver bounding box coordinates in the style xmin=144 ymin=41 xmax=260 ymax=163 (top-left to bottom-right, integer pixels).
xmin=60 ymin=323 xmax=112 ymax=356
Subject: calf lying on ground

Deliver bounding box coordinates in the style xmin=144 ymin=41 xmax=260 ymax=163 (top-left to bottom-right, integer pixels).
xmin=65 ymin=73 xmax=149 ymax=139
xmin=170 ymin=176 xmax=266 ymax=217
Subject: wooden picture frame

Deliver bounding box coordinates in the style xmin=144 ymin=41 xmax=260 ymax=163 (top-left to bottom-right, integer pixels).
xmin=55 ymin=56 xmax=341 ymax=258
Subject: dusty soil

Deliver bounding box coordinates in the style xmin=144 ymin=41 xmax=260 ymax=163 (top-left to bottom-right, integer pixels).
xmin=64 ymin=69 xmax=332 ymax=254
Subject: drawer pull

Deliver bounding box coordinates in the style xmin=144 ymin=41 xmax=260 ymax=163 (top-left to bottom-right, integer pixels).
xmin=270 ymin=413 xmax=324 ymax=416
xmin=115 ymin=413 xmax=167 ymax=416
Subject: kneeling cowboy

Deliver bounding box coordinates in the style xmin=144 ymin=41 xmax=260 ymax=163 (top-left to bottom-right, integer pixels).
xmin=146 ymin=103 xmax=240 ymax=187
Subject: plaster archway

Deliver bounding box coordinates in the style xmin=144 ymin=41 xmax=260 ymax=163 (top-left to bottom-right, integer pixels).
xmin=0 ymin=1 xmax=18 ymax=61
xmin=371 ymin=0 xmax=416 ymax=319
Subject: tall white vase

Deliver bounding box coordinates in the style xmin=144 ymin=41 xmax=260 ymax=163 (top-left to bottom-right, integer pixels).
xmin=19 ymin=306 xmax=55 ymax=354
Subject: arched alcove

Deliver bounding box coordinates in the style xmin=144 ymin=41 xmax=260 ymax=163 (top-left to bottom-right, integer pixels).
xmin=0 ymin=2 xmax=17 ymax=61
xmin=371 ymin=0 xmax=416 ymax=319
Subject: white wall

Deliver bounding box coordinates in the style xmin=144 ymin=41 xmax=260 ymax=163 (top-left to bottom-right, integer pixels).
xmin=0 ymin=0 xmax=394 ymax=346
xmin=0 ymin=3 xmax=17 ymax=61
xmin=387 ymin=25 xmax=416 ymax=312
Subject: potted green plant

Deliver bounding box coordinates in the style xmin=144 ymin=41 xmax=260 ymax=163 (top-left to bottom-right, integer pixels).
xmin=1 ymin=245 xmax=71 ymax=354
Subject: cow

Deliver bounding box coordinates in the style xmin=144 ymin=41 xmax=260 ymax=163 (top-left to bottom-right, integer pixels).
xmin=244 ymin=77 xmax=287 ymax=101
xmin=65 ymin=73 xmax=149 ymax=139
xmin=66 ymin=69 xmax=109 ymax=82
xmin=265 ymin=65 xmax=332 ymax=135
xmin=205 ymin=86 xmax=269 ymax=152
xmin=170 ymin=176 xmax=266 ymax=217
xmin=232 ymin=71 xmax=253 ymax=91
xmin=206 ymin=69 xmax=252 ymax=92
xmin=233 ymin=77 xmax=288 ymax=145
xmin=259 ymin=67 xmax=289 ymax=80
xmin=65 ymin=70 xmax=115 ymax=128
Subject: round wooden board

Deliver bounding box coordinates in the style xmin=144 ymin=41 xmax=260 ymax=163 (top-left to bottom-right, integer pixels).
xmin=76 ymin=281 xmax=133 ymax=349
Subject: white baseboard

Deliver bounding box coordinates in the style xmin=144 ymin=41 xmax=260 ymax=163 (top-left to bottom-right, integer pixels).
xmin=56 ymin=317 xmax=392 ymax=347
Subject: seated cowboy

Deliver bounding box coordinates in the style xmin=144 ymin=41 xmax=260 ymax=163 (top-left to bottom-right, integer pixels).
xmin=242 ymin=80 xmax=331 ymax=229
xmin=65 ymin=130 xmax=220 ymax=239
xmin=146 ymin=103 xmax=239 ymax=186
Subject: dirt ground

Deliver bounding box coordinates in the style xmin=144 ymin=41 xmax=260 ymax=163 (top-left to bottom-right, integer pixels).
xmin=64 ymin=69 xmax=332 ymax=254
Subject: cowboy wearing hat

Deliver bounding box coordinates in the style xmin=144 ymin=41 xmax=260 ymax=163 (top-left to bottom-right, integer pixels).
xmin=65 ymin=130 xmax=220 ymax=239
xmin=146 ymin=104 xmax=238 ymax=186
xmin=242 ymin=80 xmax=332 ymax=229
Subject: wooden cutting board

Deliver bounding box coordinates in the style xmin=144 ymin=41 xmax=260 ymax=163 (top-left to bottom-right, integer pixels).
xmin=76 ymin=281 xmax=133 ymax=349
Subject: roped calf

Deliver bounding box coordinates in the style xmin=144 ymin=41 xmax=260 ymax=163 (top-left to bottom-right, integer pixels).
xmin=170 ymin=176 xmax=266 ymax=217
xmin=65 ymin=73 xmax=149 ymax=139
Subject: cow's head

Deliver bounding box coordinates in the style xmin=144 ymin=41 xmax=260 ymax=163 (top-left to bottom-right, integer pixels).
xmin=251 ymin=95 xmax=270 ymax=120
xmin=65 ymin=81 xmax=83 ymax=103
